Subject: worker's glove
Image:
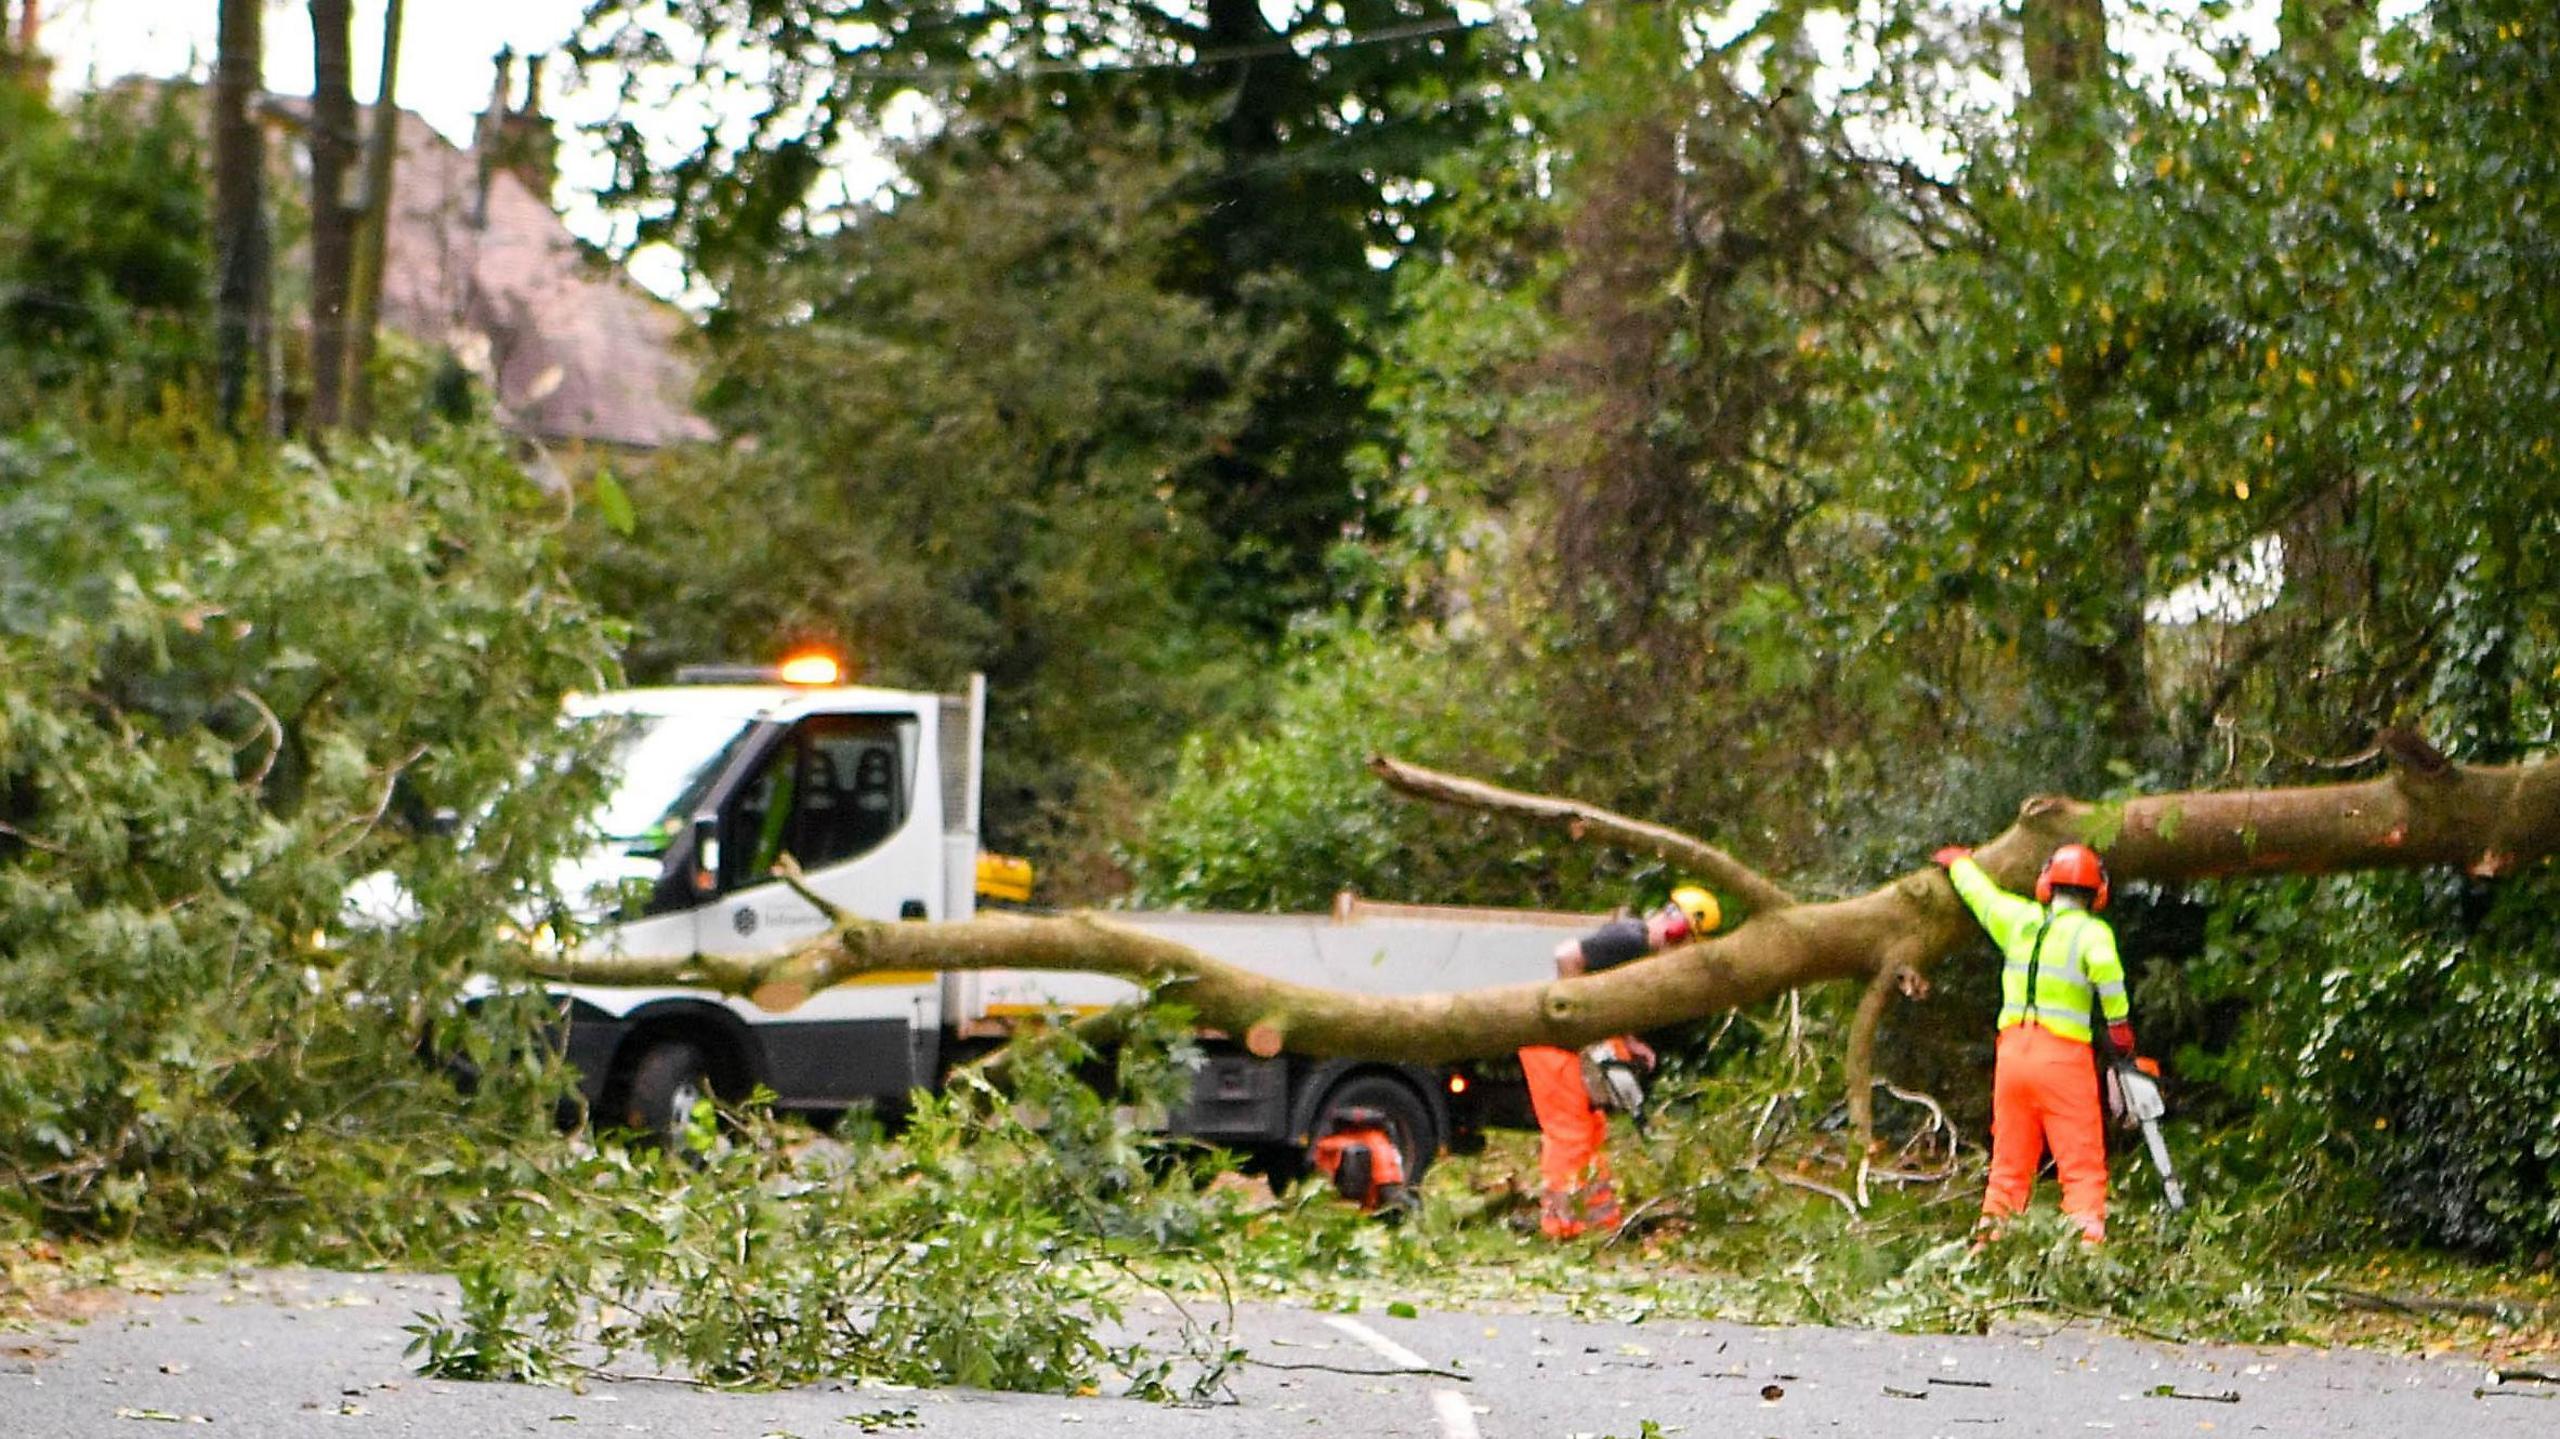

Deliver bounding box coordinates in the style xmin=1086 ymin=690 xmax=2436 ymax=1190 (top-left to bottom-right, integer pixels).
xmin=1932 ymin=846 xmax=1972 ymax=868
xmin=2108 ymin=1022 xmax=2137 ymax=1057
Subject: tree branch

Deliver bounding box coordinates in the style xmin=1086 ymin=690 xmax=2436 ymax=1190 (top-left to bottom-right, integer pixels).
xmin=1363 ymin=753 xmax=1798 ymax=916
xmin=1842 ymin=959 xmax=1901 ymax=1157
xmin=536 ymin=741 xmax=2560 ymax=1066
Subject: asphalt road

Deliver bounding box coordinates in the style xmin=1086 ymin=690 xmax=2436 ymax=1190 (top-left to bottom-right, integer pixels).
xmin=5 ymin=1267 xmax=2554 ymax=1438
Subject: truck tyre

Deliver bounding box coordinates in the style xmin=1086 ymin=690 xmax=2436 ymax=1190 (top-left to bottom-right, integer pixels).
xmin=623 ymin=1039 xmax=714 ymax=1153
xmin=1311 ymin=1073 xmax=1439 ymax=1190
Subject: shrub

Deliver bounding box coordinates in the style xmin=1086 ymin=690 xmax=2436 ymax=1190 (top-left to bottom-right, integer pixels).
xmin=0 ymin=424 xmax=619 ymax=1250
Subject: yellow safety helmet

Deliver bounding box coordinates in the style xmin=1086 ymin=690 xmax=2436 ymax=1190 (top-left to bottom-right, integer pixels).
xmin=1664 ymin=884 xmax=1721 ymax=941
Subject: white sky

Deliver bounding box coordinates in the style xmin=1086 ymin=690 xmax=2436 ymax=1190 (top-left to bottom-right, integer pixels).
xmin=34 ymin=0 xmax=2420 ymax=305
xmin=44 ymin=1 xmax=598 ymax=148
xmin=37 ymin=0 xmax=684 ymax=285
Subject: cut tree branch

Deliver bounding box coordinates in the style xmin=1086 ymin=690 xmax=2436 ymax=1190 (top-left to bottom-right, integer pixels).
xmin=537 ymin=740 xmax=2560 ymax=1067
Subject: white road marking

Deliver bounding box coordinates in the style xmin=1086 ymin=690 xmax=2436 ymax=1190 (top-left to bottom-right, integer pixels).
xmin=1429 ymin=1389 xmax=1484 ymax=1439
xmin=1324 ymin=1315 xmax=1482 ymax=1439
xmin=1324 ymin=1315 xmax=1434 ymax=1370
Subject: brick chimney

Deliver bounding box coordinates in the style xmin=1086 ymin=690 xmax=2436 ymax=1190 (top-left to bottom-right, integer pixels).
xmin=471 ymin=46 xmax=559 ymax=221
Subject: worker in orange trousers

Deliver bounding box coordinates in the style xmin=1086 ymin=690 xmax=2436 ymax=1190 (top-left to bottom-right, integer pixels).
xmin=1520 ymin=886 xmax=1720 ymax=1238
xmin=1934 ymin=842 xmax=2141 ymax=1244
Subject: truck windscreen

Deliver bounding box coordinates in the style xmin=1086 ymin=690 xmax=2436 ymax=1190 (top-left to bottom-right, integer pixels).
xmin=589 ymin=712 xmax=759 ymax=855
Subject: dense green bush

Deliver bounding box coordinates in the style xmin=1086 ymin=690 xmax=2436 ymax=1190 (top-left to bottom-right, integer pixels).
xmin=1127 ymin=620 xmax=1651 ymax=912
xmin=0 ymin=424 xmax=619 ymax=1250
xmin=2184 ymin=868 xmax=2560 ymax=1254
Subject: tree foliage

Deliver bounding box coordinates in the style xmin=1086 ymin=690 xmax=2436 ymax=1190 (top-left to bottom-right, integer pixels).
xmin=566 ymin=114 xmax=1262 ymax=859
xmin=409 ymin=1006 xmax=1243 ymax=1395
xmin=0 ymin=85 xmax=210 ymax=412
xmin=0 ymin=423 xmax=619 ymax=1246
xmin=570 ymin=0 xmax=1507 ymax=627
xmin=1129 ymin=621 xmax=1638 ymax=911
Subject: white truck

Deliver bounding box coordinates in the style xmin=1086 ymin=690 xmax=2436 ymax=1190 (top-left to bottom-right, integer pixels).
xmin=550 ymin=660 xmax=1601 ymax=1188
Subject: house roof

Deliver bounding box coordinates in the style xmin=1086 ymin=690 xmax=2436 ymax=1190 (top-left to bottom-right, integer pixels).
xmin=378 ymin=110 xmax=712 ymax=452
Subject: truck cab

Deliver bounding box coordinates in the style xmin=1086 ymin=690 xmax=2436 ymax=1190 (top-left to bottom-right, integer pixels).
xmin=556 ymin=662 xmax=979 ymax=1139
xmin=549 ymin=660 xmax=1592 ymax=1195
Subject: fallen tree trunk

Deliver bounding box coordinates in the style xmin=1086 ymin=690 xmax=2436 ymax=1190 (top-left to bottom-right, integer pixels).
xmin=535 ymin=731 xmax=2560 ymax=1068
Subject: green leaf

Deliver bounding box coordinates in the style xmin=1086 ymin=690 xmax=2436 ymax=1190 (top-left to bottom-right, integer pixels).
xmin=590 ymin=466 xmax=636 ymax=538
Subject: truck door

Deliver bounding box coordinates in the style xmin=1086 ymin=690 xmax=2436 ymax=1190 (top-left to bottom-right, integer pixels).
xmin=693 ymin=711 xmax=941 ymax=1102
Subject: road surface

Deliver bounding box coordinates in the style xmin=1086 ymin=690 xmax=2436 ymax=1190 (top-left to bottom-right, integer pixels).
xmin=4 ymin=1268 xmax=2552 ymax=1436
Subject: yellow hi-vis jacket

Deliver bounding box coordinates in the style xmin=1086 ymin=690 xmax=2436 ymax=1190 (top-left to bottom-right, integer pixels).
xmin=1947 ymin=856 xmax=2128 ymax=1044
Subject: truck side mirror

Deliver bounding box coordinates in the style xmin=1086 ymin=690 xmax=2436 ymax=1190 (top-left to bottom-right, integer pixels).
xmin=692 ymin=814 xmax=721 ymax=895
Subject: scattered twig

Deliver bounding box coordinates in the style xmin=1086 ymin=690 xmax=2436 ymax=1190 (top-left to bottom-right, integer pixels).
xmin=2058 ymin=1302 xmax=2191 ymax=1346
xmin=1865 ymin=1162 xmax=1963 ymax=1185
xmin=1927 ymin=1376 xmax=1993 ymax=1389
xmin=1773 ymin=1171 xmax=1861 ymax=1220
xmin=1703 ymin=1010 xmax=1739 ymax=1055
xmin=2473 ymin=1389 xmax=2557 ymax=1401
xmin=1745 ymin=1091 xmax=1800 ymax=1168
xmin=1247 ymin=1359 xmax=1471 ymax=1381
xmin=1604 ymin=1195 xmax=1679 ymax=1248
xmin=587 ymin=1369 xmax=713 ymax=1388
xmin=2314 ymin=1287 xmax=2553 ymax=1326
xmin=2150 ymin=1386 xmax=2241 ymax=1404
xmin=1883 ymin=1384 xmax=1928 ymax=1400
xmin=1881 ymin=1081 xmax=1956 ymax=1155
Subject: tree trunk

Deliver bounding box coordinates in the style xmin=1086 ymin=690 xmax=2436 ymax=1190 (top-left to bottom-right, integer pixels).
xmin=2021 ymin=0 xmax=2107 ymax=132
xmin=212 ymin=0 xmax=270 ymax=434
xmin=342 ymin=0 xmax=401 ymax=433
xmin=539 ymin=734 xmax=2560 ymax=1066
xmin=305 ymin=0 xmax=357 ymax=433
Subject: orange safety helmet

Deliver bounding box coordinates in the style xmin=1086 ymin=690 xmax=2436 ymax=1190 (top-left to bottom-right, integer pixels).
xmin=2035 ymin=843 xmax=2110 ymax=910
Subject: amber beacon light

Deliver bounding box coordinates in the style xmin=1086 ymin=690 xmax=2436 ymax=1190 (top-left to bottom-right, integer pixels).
xmin=777 ymin=651 xmax=844 ymax=686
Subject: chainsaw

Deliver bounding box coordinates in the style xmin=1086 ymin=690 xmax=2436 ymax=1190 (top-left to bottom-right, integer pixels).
xmin=2105 ymin=1060 xmax=2187 ymax=1213
xmin=1581 ymin=1039 xmax=1648 ymax=1133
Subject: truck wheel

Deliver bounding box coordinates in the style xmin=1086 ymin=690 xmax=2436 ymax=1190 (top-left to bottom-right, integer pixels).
xmin=1312 ymin=1073 xmax=1439 ymax=1190
xmin=623 ymin=1039 xmax=714 ymax=1153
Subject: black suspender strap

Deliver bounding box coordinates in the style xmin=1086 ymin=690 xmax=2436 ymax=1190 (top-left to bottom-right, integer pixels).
xmin=2021 ymin=912 xmax=2053 ymax=1030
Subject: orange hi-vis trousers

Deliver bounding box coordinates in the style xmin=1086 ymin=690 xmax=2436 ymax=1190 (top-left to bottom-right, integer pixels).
xmin=1984 ymin=1024 xmax=2110 ymax=1242
xmin=1521 ymin=1045 xmax=1620 ymax=1238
